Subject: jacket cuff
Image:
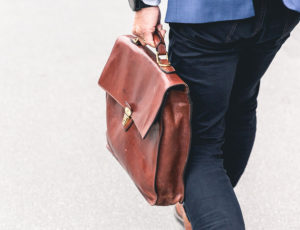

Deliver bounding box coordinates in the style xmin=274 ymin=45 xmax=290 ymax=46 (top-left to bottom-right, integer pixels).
xmin=142 ymin=0 xmax=161 ymax=6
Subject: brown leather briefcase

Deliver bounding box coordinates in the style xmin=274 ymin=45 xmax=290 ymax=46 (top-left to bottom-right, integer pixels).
xmin=98 ymin=31 xmax=192 ymax=206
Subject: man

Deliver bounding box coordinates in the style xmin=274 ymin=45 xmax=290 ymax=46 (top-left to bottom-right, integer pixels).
xmin=130 ymin=0 xmax=300 ymax=229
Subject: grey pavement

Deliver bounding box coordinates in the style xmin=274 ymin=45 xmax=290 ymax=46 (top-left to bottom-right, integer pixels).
xmin=0 ymin=1 xmax=299 ymax=229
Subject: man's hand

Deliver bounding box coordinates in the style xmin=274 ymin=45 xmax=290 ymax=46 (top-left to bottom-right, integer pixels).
xmin=132 ymin=6 xmax=166 ymax=48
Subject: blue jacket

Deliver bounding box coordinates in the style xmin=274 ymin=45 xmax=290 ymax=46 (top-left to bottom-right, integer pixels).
xmin=143 ymin=0 xmax=300 ymax=23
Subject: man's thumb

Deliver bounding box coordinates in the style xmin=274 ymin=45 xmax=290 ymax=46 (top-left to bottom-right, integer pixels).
xmin=156 ymin=24 xmax=166 ymax=38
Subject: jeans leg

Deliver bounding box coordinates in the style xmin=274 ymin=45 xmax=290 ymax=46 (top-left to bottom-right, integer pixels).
xmin=222 ymin=45 xmax=278 ymax=188
xmin=183 ymin=145 xmax=246 ymax=230
xmin=168 ymin=23 xmax=245 ymax=230
xmin=222 ymin=4 xmax=299 ymax=187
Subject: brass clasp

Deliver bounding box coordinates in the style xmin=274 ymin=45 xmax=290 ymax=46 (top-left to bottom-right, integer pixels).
xmin=122 ymin=106 xmax=132 ymax=127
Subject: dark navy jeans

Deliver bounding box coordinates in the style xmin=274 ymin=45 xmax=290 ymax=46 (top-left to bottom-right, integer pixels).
xmin=168 ymin=0 xmax=300 ymax=229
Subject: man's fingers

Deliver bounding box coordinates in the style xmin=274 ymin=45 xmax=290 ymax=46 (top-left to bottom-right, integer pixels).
xmin=156 ymin=24 xmax=163 ymax=31
xmin=132 ymin=27 xmax=155 ymax=47
xmin=159 ymin=29 xmax=167 ymax=38
xmin=133 ymin=26 xmax=167 ymax=48
xmin=143 ymin=32 xmax=155 ymax=48
xmin=156 ymin=24 xmax=166 ymax=38
xmin=137 ymin=36 xmax=146 ymax=46
xmin=132 ymin=28 xmax=146 ymax=46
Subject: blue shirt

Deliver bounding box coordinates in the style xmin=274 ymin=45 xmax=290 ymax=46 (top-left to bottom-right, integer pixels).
xmin=143 ymin=0 xmax=300 ymax=23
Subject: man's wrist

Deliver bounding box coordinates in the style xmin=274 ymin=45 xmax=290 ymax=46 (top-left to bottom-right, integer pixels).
xmin=129 ymin=0 xmax=156 ymax=11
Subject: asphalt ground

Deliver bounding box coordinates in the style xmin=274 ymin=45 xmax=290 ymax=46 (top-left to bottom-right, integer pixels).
xmin=0 ymin=1 xmax=299 ymax=229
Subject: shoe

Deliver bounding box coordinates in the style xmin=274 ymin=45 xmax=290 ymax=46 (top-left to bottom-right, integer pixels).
xmin=174 ymin=202 xmax=184 ymax=226
xmin=174 ymin=202 xmax=192 ymax=230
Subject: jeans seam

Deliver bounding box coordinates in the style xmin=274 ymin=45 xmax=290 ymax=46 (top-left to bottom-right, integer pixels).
xmin=225 ymin=22 xmax=238 ymax=43
xmin=252 ymin=0 xmax=268 ymax=36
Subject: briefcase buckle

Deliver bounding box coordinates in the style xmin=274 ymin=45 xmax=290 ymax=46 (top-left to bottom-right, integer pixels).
xmin=156 ymin=52 xmax=171 ymax=67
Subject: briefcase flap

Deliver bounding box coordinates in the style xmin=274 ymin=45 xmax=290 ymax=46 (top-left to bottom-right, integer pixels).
xmin=98 ymin=35 xmax=187 ymax=139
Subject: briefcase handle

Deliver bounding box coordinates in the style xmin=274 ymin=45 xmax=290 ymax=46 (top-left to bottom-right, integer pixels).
xmin=153 ymin=30 xmax=171 ymax=67
xmin=132 ymin=30 xmax=171 ymax=68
